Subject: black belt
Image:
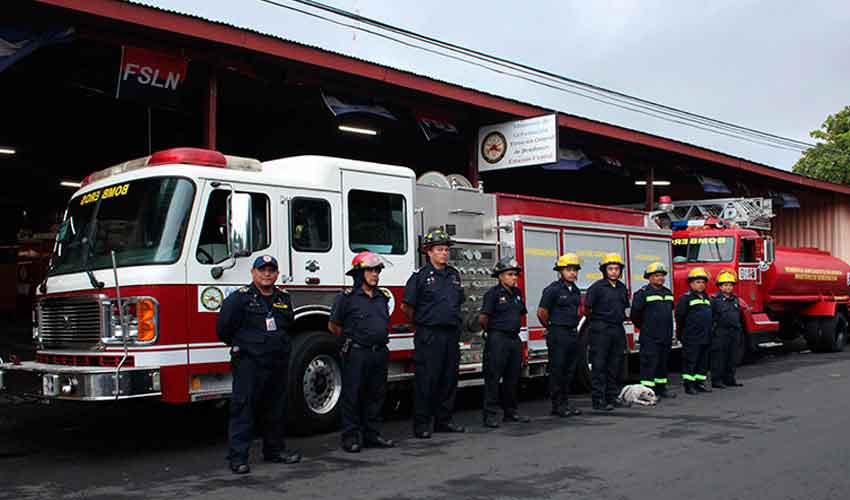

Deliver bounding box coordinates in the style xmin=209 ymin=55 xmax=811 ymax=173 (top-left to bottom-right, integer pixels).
xmin=488 ymin=329 xmax=520 ymax=336
xmin=351 ymin=342 xmax=388 ymax=351
xmin=549 ymin=324 xmax=578 ymax=331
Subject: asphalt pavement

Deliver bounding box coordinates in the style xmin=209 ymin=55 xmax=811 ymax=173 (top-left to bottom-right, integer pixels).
xmin=2 ymin=348 xmax=850 ymax=500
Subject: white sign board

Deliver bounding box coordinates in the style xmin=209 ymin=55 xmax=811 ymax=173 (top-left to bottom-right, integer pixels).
xmin=477 ymin=114 xmax=558 ymax=172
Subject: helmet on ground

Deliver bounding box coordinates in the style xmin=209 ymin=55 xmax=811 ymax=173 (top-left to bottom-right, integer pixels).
xmin=554 ymin=253 xmax=581 ymax=271
xmin=687 ymin=267 xmax=710 ymax=282
xmin=643 ymin=262 xmax=668 ymax=279
xmin=492 ymin=257 xmax=522 ymax=278
xmin=346 ymin=251 xmax=385 ymax=276
xmin=421 ymin=228 xmax=454 ymax=251
xmin=716 ymin=269 xmax=737 ymax=285
xmin=598 ymin=253 xmax=625 ymax=272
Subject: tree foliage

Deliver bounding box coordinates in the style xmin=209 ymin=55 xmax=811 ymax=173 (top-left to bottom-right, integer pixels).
xmin=793 ymin=105 xmax=850 ymax=184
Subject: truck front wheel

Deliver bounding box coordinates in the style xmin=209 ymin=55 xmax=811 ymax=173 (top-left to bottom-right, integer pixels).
xmin=287 ymin=331 xmax=343 ymax=435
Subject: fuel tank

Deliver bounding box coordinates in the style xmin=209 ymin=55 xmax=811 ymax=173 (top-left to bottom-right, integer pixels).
xmin=763 ymin=247 xmax=850 ymax=303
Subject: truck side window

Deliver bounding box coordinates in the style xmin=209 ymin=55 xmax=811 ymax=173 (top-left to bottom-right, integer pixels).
xmin=740 ymin=238 xmax=756 ymax=262
xmin=292 ymin=198 xmax=331 ymax=253
xmin=347 ymin=189 xmax=407 ymax=255
xmin=196 ymin=191 xmax=270 ymax=264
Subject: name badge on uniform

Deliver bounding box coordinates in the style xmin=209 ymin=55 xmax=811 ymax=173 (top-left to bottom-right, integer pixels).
xmin=266 ymin=317 xmax=278 ymax=331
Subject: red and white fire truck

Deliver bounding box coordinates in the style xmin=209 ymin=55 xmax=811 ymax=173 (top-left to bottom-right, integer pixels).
xmin=1 ymin=148 xmax=847 ymax=433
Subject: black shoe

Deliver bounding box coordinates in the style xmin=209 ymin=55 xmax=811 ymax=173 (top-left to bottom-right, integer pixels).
xmin=230 ymin=462 xmax=250 ymax=474
xmin=414 ymin=430 xmax=431 ymax=439
xmin=656 ymin=387 xmax=677 ymax=399
xmin=434 ymin=422 xmax=466 ymax=433
xmin=551 ymin=408 xmax=571 ymax=418
xmin=264 ymin=450 xmax=302 ymax=464
xmin=342 ymin=442 xmax=362 ymax=453
xmin=364 ymin=436 xmax=395 ymax=448
xmin=483 ymin=418 xmax=500 ymax=428
xmin=609 ymin=400 xmax=627 ymax=409
xmin=712 ymin=381 xmax=727 ymax=389
xmin=725 ymin=380 xmax=743 ymax=387
xmin=695 ymin=382 xmax=711 ymax=393
xmin=684 ymin=384 xmax=698 ymax=395
xmin=592 ymin=401 xmax=614 ymax=411
xmin=503 ymin=413 xmax=531 ymax=423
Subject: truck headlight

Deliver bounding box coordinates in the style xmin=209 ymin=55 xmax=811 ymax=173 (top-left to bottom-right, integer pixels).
xmin=103 ymin=297 xmax=159 ymax=344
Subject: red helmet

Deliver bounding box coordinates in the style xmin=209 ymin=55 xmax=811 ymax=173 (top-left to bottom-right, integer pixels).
xmin=346 ymin=251 xmax=385 ymax=276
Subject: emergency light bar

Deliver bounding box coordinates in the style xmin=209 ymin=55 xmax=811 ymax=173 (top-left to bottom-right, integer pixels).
xmin=81 ymin=148 xmax=262 ymax=186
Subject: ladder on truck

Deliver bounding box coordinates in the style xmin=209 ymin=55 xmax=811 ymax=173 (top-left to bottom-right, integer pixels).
xmin=665 ymin=198 xmax=774 ymax=231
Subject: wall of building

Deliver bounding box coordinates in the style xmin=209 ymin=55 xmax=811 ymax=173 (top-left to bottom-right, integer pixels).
xmin=773 ymin=191 xmax=850 ymax=264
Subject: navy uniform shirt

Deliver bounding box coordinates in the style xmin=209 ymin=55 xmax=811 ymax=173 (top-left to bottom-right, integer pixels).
xmin=630 ymin=284 xmax=674 ymax=344
xmin=329 ymin=286 xmax=391 ymax=347
xmin=675 ymin=291 xmax=713 ymax=345
xmin=216 ymin=283 xmax=294 ymax=356
xmin=538 ymin=279 xmax=581 ymax=328
xmin=402 ymin=262 xmax=464 ymax=328
xmin=585 ymin=279 xmax=630 ymax=325
xmin=712 ymin=292 xmax=742 ymax=334
xmin=481 ymin=284 xmax=527 ymax=333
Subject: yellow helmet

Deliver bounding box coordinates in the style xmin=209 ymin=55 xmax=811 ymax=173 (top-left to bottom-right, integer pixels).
xmin=687 ymin=267 xmax=710 ymax=282
xmin=716 ymin=269 xmax=737 ymax=285
xmin=598 ymin=252 xmax=625 ymax=271
xmin=643 ymin=262 xmax=668 ymax=279
xmin=554 ymin=253 xmax=581 ymax=271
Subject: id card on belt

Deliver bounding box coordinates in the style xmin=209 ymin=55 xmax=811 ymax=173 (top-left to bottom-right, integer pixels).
xmin=266 ymin=317 xmax=278 ymax=331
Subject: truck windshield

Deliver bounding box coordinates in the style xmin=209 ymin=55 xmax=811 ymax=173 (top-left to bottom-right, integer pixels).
xmin=672 ymin=236 xmax=735 ymax=263
xmin=49 ymin=177 xmax=195 ymax=276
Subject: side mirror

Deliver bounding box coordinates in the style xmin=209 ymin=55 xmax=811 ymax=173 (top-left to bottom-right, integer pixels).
xmin=762 ymin=237 xmax=775 ymax=265
xmin=228 ymin=193 xmax=253 ymax=258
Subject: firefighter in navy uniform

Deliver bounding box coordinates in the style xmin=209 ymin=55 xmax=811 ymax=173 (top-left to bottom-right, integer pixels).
xmin=630 ymin=262 xmax=676 ymax=399
xmin=537 ymin=253 xmax=583 ymax=417
xmin=584 ymin=253 xmax=630 ymax=411
xmin=480 ymin=257 xmax=529 ymax=427
xmin=329 ymin=252 xmax=395 ymax=453
xmin=710 ymin=270 xmax=745 ymax=389
xmin=402 ymin=229 xmax=466 ymax=438
xmin=675 ymin=267 xmax=713 ymax=395
xmin=216 ymin=255 xmax=302 ymax=475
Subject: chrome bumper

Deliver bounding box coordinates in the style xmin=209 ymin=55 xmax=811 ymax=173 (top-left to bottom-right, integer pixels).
xmin=0 ymin=362 xmax=160 ymax=401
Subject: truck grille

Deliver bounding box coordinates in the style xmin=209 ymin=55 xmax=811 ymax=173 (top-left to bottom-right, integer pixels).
xmin=38 ymin=296 xmax=104 ymax=349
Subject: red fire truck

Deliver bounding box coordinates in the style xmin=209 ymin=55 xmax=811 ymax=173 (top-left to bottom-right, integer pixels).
xmin=1 ymin=149 xmax=846 ymax=433
xmin=663 ymin=198 xmax=850 ymax=361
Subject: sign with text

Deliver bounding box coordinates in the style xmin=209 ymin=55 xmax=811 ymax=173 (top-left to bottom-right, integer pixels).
xmin=116 ymin=46 xmax=187 ymax=107
xmin=477 ymin=114 xmax=558 ymax=172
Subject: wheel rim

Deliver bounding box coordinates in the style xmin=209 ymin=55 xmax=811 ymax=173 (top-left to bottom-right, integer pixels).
xmin=835 ymin=321 xmax=847 ymax=350
xmin=302 ymin=354 xmax=342 ymax=415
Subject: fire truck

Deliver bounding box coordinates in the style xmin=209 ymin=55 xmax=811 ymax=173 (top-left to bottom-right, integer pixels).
xmin=0 ymin=148 xmax=671 ymax=432
xmin=662 ymin=197 xmax=850 ymax=361
xmin=2 ymin=148 xmax=846 ymax=433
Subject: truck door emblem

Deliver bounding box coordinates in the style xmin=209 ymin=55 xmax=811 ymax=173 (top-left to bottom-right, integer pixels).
xmin=305 ymin=260 xmax=320 ymax=273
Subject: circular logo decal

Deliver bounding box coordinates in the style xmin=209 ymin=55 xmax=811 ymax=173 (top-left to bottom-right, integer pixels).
xmin=481 ymin=131 xmax=507 ymax=164
xmin=201 ymin=286 xmax=225 ymax=311
xmin=380 ymin=287 xmax=396 ymax=316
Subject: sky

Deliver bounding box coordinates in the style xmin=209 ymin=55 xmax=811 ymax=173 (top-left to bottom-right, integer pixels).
xmin=133 ymin=0 xmax=850 ymax=170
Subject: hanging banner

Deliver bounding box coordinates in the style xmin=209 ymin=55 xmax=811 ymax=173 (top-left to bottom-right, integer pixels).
xmin=0 ymin=25 xmax=74 ymax=73
xmin=116 ymin=46 xmax=187 ymax=107
xmin=321 ymin=92 xmax=396 ymax=120
xmin=417 ymin=115 xmax=459 ymax=141
xmin=477 ymin=114 xmax=558 ymax=172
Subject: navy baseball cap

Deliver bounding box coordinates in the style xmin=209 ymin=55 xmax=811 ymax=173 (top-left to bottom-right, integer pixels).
xmin=252 ymin=255 xmax=279 ymax=270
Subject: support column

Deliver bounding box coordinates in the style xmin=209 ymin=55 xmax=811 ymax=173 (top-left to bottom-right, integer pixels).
xmin=202 ymin=68 xmax=218 ymax=150
xmin=645 ymin=165 xmax=655 ymax=211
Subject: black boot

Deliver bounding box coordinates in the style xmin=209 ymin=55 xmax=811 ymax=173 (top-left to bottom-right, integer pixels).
xmin=684 ymin=381 xmax=697 ymax=395
xmin=695 ymin=381 xmax=711 ymax=393
xmin=656 ymin=384 xmax=676 ymax=399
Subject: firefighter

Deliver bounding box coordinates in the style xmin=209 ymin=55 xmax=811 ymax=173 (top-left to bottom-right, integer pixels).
xmin=402 ymin=229 xmax=466 ymax=438
xmin=584 ymin=253 xmax=630 ymax=411
xmin=710 ymin=270 xmax=745 ymax=389
xmin=328 ymin=252 xmax=395 ymax=453
xmin=537 ymin=253 xmax=583 ymax=417
xmin=630 ymin=262 xmax=676 ymax=399
xmin=675 ymin=267 xmax=713 ymax=395
xmin=216 ymin=255 xmax=302 ymax=475
xmin=480 ymin=257 xmax=529 ymax=427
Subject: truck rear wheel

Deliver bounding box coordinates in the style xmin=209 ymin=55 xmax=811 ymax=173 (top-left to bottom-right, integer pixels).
xmin=287 ymin=331 xmax=342 ymax=435
xmin=818 ymin=315 xmax=847 ymax=353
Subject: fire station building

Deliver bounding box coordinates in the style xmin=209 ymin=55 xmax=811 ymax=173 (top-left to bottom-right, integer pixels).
xmin=2 ymin=0 xmax=848 ymax=320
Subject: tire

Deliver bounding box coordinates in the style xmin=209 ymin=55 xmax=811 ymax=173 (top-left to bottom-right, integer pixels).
xmin=287 ymin=331 xmax=343 ymax=435
xmin=804 ymin=317 xmax=821 ymax=352
xmin=818 ymin=315 xmax=847 ymax=353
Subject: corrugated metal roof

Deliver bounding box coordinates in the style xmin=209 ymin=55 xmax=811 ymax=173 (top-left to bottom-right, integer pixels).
xmin=33 ymin=0 xmax=850 ymax=196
